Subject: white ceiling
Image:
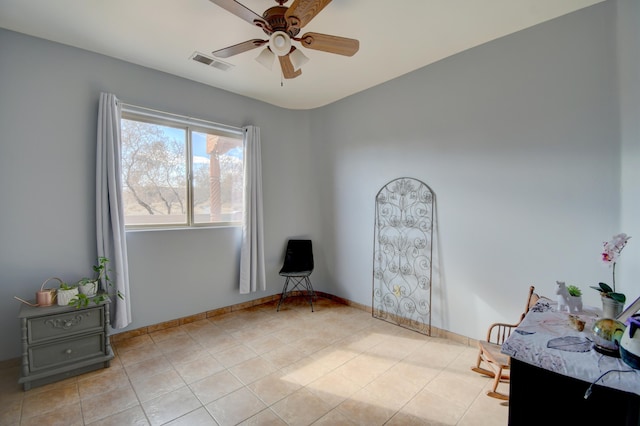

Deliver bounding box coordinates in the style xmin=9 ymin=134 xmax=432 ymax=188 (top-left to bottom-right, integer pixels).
xmin=0 ymin=0 xmax=605 ymax=110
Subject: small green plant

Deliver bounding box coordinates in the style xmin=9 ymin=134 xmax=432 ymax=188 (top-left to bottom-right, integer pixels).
xmin=69 ymin=257 xmax=125 ymax=308
xmin=77 ymin=256 xmax=109 ymax=286
xmin=78 ymin=277 xmax=96 ymax=286
xmin=69 ymin=293 xmax=92 ymax=308
xmin=566 ymin=285 xmax=582 ymax=297
xmin=58 ymin=281 xmax=76 ymax=291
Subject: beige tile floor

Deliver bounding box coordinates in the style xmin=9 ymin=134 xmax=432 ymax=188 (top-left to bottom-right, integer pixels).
xmin=0 ymin=297 xmax=508 ymax=426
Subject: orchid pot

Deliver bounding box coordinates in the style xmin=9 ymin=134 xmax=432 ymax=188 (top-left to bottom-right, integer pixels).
xmin=602 ymin=296 xmax=624 ymax=319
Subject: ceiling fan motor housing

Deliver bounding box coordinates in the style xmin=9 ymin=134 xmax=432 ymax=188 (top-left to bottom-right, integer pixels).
xmin=262 ymin=6 xmax=300 ymax=37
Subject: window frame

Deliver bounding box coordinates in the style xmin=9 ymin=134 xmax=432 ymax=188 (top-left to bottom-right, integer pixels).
xmin=120 ymin=104 xmax=244 ymax=230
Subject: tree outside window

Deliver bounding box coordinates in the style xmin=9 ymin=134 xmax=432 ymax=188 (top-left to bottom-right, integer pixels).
xmin=120 ymin=114 xmax=243 ymax=227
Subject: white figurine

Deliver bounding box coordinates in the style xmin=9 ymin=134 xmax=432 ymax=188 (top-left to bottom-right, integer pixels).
xmin=556 ymin=281 xmax=581 ymax=313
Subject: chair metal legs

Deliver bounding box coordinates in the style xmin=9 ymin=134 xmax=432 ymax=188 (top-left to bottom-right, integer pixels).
xmin=277 ymin=275 xmax=316 ymax=312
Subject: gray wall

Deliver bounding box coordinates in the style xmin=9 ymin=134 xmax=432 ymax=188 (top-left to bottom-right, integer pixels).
xmin=0 ymin=29 xmax=322 ymax=361
xmin=1 ymin=0 xmax=637 ymax=362
xmin=309 ymin=1 xmax=629 ymax=340
xmin=618 ymin=0 xmax=640 ymax=294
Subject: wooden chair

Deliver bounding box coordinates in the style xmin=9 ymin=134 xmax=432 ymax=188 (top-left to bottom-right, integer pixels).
xmin=471 ymin=285 xmax=540 ymax=400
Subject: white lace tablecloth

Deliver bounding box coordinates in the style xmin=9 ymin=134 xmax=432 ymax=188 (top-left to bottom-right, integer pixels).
xmin=502 ymin=299 xmax=640 ymax=395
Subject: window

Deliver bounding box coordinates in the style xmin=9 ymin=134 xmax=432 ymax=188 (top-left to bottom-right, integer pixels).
xmin=120 ymin=106 xmax=244 ymax=228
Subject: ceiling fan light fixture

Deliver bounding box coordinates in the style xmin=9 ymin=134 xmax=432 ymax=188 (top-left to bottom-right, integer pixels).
xmin=289 ymin=48 xmax=309 ymax=71
xmin=255 ymin=47 xmax=275 ymax=70
xmin=269 ymin=31 xmax=291 ymax=57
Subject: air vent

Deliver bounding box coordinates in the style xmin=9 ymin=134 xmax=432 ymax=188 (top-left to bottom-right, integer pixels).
xmin=190 ymin=52 xmax=234 ymax=71
xmin=210 ymin=61 xmax=233 ymax=71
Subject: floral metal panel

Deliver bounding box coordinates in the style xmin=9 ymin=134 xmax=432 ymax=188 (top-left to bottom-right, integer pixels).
xmin=372 ymin=177 xmax=434 ymax=335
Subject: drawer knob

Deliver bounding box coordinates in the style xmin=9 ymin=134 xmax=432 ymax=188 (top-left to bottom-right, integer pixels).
xmin=65 ymin=349 xmax=72 ymax=355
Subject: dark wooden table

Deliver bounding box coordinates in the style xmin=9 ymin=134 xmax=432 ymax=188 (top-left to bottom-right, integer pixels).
xmin=503 ymin=299 xmax=640 ymax=425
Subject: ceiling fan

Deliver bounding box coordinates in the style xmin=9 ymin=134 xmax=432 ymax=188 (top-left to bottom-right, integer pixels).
xmin=209 ymin=0 xmax=360 ymax=79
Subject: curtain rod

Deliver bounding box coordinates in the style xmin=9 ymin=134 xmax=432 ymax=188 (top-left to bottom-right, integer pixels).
xmin=119 ymin=101 xmax=243 ymax=135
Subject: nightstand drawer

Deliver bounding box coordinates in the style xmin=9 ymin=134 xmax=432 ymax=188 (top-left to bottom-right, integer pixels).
xmin=28 ymin=306 xmax=104 ymax=344
xmin=29 ymin=333 xmax=105 ymax=372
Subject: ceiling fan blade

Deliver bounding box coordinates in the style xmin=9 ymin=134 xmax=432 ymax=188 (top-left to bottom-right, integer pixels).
xmin=209 ymin=0 xmax=267 ymax=28
xmin=279 ymin=51 xmax=302 ymax=79
xmin=213 ymin=39 xmax=267 ymax=58
xmin=285 ymin=0 xmax=332 ymax=30
xmin=299 ymin=32 xmax=359 ymax=56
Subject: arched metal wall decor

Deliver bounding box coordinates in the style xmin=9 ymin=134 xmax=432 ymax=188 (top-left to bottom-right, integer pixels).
xmin=372 ymin=177 xmax=434 ymax=335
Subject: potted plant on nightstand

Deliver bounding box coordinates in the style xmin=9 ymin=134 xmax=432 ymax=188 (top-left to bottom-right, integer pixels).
xmin=56 ymin=281 xmax=79 ymax=306
xmin=70 ymin=256 xmax=125 ymax=309
xmin=77 ymin=277 xmax=98 ymax=297
xmin=77 ymin=256 xmax=109 ymax=297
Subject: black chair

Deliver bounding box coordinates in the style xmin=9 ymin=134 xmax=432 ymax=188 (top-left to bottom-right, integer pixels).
xmin=277 ymin=239 xmax=316 ymax=312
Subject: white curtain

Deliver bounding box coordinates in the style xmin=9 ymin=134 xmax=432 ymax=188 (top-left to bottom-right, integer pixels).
xmin=96 ymin=92 xmax=132 ymax=328
xmin=239 ymin=125 xmax=266 ymax=293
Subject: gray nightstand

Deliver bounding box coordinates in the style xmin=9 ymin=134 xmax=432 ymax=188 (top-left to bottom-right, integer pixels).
xmin=18 ymin=300 xmax=114 ymax=390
